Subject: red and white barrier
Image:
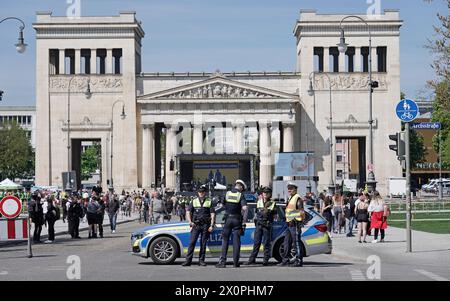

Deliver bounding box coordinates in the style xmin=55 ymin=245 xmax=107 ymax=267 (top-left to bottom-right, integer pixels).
xmin=0 ymin=218 xmax=28 ymax=241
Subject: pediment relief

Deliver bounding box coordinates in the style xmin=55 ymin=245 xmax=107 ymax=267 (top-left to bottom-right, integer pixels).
xmin=138 ymin=76 xmax=298 ymax=100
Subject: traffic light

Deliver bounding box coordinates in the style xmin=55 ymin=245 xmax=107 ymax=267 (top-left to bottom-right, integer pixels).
xmin=0 ymin=90 xmax=4 ymax=101
xmin=388 ymin=132 xmax=405 ymax=161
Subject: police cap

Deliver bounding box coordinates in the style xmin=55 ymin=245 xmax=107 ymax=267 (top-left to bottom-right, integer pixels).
xmin=262 ymin=186 xmax=272 ymax=194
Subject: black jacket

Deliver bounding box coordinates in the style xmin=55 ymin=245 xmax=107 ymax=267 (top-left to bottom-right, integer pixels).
xmin=68 ymin=201 xmax=84 ymax=220
xmin=29 ymin=200 xmax=44 ymax=225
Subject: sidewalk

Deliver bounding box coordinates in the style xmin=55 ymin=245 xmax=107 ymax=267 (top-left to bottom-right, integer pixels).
xmin=330 ymin=226 xmax=450 ymax=268
xmin=39 ymin=212 xmax=140 ymax=238
xmin=0 ymin=212 xmax=139 ymax=246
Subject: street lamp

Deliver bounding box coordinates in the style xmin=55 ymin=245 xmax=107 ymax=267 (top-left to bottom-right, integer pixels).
xmin=67 ymin=77 xmax=92 ymax=190
xmin=308 ymin=71 xmax=335 ymax=195
xmin=0 ymin=17 xmax=27 ymax=53
xmin=338 ymin=15 xmax=378 ymax=193
xmin=109 ymin=100 xmax=126 ymax=192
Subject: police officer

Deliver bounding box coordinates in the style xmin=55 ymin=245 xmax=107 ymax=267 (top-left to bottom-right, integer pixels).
xmin=182 ymin=185 xmax=215 ymax=267
xmin=245 ymin=186 xmax=277 ymax=266
xmin=216 ymin=179 xmax=248 ymax=268
xmin=278 ymin=182 xmax=305 ymax=267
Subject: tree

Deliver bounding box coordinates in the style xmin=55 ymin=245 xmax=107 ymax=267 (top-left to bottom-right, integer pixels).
xmin=425 ymin=0 xmax=450 ymax=168
xmin=0 ymin=121 xmax=34 ymax=180
xmin=81 ymin=143 xmax=101 ymax=180
xmin=431 ymin=81 xmax=450 ymax=168
xmin=410 ymin=129 xmax=428 ymax=167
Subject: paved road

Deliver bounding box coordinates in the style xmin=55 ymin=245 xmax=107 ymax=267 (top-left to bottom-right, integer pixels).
xmin=0 ymin=221 xmax=449 ymax=281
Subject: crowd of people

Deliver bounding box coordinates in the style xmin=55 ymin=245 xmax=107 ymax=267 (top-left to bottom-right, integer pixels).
xmin=1 ymin=183 xmax=390 ymax=247
xmin=314 ymin=190 xmax=390 ymax=244
xmin=21 ymin=187 xmax=205 ymax=244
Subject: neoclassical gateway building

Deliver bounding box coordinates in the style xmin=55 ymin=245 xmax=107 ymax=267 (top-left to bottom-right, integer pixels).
xmin=33 ymin=9 xmax=403 ymax=195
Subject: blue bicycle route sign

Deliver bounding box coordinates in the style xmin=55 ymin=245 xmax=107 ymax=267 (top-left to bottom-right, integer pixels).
xmin=396 ymin=99 xmax=419 ymax=122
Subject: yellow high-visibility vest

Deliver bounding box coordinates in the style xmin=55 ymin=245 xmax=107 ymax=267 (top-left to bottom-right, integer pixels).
xmin=257 ymin=199 xmax=275 ymax=211
xmin=285 ymin=194 xmax=305 ymax=222
xmin=192 ymin=198 xmax=212 ymax=208
xmin=226 ymin=191 xmax=241 ymax=203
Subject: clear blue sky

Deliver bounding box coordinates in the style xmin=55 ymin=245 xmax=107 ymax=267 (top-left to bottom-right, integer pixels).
xmin=0 ymin=0 xmax=447 ymax=106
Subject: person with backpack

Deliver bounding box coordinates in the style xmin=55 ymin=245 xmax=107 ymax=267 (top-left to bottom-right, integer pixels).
xmin=142 ymin=193 xmax=150 ymax=223
xmin=87 ymin=195 xmax=100 ymax=238
xmin=344 ymin=192 xmax=356 ymax=237
xmin=29 ymin=192 xmax=44 ymax=244
xmin=166 ymin=196 xmax=175 ymax=222
xmin=68 ymin=194 xmax=84 ymax=239
xmin=97 ymin=194 xmax=106 ymax=238
xmin=150 ymin=191 xmax=167 ymax=224
xmin=61 ymin=193 xmax=68 ymax=223
xmin=44 ymin=196 xmax=59 ymax=243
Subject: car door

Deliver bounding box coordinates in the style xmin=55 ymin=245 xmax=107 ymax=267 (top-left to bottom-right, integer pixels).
xmin=205 ymin=206 xmax=225 ymax=255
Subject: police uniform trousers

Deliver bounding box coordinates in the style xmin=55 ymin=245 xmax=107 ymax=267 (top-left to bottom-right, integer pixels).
xmin=220 ymin=215 xmax=242 ymax=265
xmin=185 ymin=223 xmax=210 ymax=263
xmin=249 ymin=223 xmax=272 ymax=263
xmin=281 ymin=222 xmax=303 ymax=264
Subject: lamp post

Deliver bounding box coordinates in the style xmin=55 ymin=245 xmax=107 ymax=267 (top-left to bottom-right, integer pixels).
xmin=337 ymin=15 xmax=378 ymax=193
xmin=66 ymin=77 xmax=92 ymax=191
xmin=308 ymin=71 xmax=335 ymax=195
xmin=0 ymin=17 xmax=27 ymax=53
xmin=109 ymin=100 xmax=126 ymax=192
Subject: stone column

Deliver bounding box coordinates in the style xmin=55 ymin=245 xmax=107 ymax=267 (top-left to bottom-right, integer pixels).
xmin=106 ymin=49 xmax=113 ymax=74
xmin=323 ymin=47 xmax=329 ymax=72
xmin=354 ymin=47 xmax=361 ymax=72
xmin=283 ymin=123 xmax=295 ymax=181
xmin=75 ymin=49 xmax=81 ymax=74
xmin=283 ymin=123 xmax=295 ymax=153
xmin=339 ymin=51 xmax=346 ymax=72
xmin=192 ymin=123 xmax=203 ymax=154
xmin=101 ymin=135 xmax=109 ymax=191
xmin=142 ymin=124 xmax=155 ymax=189
xmin=165 ymin=124 xmax=177 ymax=189
xmin=233 ymin=122 xmax=245 ymax=153
xmin=371 ymin=47 xmax=378 ymax=72
xmin=259 ymin=122 xmax=271 ymax=187
xmin=59 ymin=49 xmax=65 ymax=74
xmin=90 ymin=49 xmax=97 ymax=75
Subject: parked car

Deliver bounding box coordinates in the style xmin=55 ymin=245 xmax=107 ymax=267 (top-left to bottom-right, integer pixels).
xmin=131 ymin=203 xmax=332 ymax=264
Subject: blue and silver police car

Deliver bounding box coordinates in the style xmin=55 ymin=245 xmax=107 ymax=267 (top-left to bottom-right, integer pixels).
xmin=131 ymin=201 xmax=332 ymax=264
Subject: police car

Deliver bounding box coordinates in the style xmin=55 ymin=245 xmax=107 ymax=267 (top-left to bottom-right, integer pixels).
xmin=131 ymin=200 xmax=332 ymax=264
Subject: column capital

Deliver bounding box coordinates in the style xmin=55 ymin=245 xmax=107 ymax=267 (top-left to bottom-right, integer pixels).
xmin=142 ymin=123 xmax=155 ymax=130
xmin=258 ymin=120 xmax=271 ymax=129
xmin=232 ymin=121 xmax=245 ymax=129
xmin=165 ymin=123 xmax=180 ymax=132
xmin=282 ymin=122 xmax=296 ymax=128
xmin=192 ymin=123 xmax=203 ymax=130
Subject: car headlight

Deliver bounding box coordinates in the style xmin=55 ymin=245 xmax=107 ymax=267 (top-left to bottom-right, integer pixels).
xmin=132 ymin=233 xmax=144 ymax=240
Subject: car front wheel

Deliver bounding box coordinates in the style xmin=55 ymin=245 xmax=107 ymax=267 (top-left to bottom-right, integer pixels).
xmin=273 ymin=239 xmax=305 ymax=262
xmin=149 ymin=237 xmax=179 ymax=265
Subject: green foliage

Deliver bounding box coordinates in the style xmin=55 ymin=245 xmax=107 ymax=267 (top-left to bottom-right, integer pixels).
xmin=409 ymin=129 xmax=427 ymax=167
xmin=425 ymin=0 xmax=450 ymax=168
xmin=0 ymin=121 xmax=34 ymax=180
xmin=81 ymin=143 xmax=101 ymax=180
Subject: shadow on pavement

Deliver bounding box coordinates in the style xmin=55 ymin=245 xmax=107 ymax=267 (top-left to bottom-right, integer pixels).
xmin=302 ymin=261 xmax=354 ymax=267
xmin=1 ymin=254 xmax=58 ymax=260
